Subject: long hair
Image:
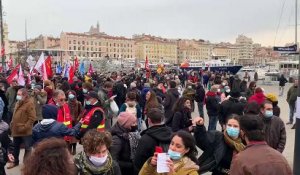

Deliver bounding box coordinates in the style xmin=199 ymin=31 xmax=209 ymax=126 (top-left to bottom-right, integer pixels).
xmin=172 ymin=97 xmax=190 ymax=113
xmin=145 ymin=90 xmax=159 ymax=111
xmin=172 ymin=130 xmax=198 ymax=164
xmin=22 ymin=138 xmax=76 ymax=175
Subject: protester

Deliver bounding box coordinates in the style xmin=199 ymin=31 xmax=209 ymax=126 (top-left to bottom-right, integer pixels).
xmin=23 ymin=138 xmax=76 ymax=175
xmin=260 ymin=100 xmax=286 ymax=153
xmin=139 ymin=130 xmax=199 ymax=175
xmin=110 ymin=112 xmax=140 ymax=175
xmin=248 ymin=87 xmax=266 ymax=105
xmin=8 ymin=88 xmax=36 ymax=169
xmin=113 ymin=77 xmax=127 ymax=109
xmin=32 ymin=104 xmax=83 ymax=144
xmin=77 ymin=91 xmax=105 ymax=139
xmin=278 ymin=74 xmax=288 ymax=96
xmin=134 ymin=108 xmax=172 ymax=172
xmin=266 ymin=93 xmax=280 ymax=117
xmin=244 ymin=101 xmax=260 ymax=115
xmin=286 ymin=79 xmax=298 ymax=125
xmin=171 ymin=97 xmax=193 ymax=132
xmin=74 ymin=129 xmax=121 ymax=175
xmin=230 ymin=114 xmax=292 ymax=175
xmin=231 ymin=75 xmax=241 ymax=92
xmin=205 ymin=85 xmax=220 ymax=130
xmin=182 ymin=83 xmax=196 ymax=111
xmin=195 ymin=82 xmax=205 ymax=118
xmin=246 ymin=81 xmax=256 ymax=100
xmin=31 ymin=84 xmax=47 ymax=124
xmin=194 ymin=115 xmax=245 ymax=174
xmin=5 ymin=79 xmax=19 ymax=127
xmin=163 ymin=80 xmax=180 ymax=121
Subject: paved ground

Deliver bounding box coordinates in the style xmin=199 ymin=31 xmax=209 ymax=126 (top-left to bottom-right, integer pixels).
xmin=6 ymin=81 xmax=296 ymax=174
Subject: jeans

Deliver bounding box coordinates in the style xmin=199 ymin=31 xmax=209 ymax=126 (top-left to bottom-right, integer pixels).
xmin=279 ymin=86 xmax=285 ymax=96
xmin=289 ymin=104 xmax=296 ymax=123
xmin=197 ymin=102 xmax=204 ymax=118
xmin=12 ymin=136 xmax=33 ymax=164
xmin=208 ymin=115 xmax=218 ymax=131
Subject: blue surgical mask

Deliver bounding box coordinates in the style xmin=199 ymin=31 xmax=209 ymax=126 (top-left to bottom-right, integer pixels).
xmin=85 ymin=100 xmax=91 ymax=105
xmin=226 ymin=127 xmax=240 ymax=138
xmin=264 ymin=110 xmax=273 ymax=118
xmin=83 ymin=89 xmax=88 ymax=94
xmin=167 ymin=149 xmax=182 ymax=160
xmin=68 ymin=94 xmax=75 ymax=100
xmin=16 ymin=95 xmax=22 ymax=101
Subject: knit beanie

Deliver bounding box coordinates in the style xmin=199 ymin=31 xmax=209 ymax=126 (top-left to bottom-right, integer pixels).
xmin=117 ymin=112 xmax=137 ymax=129
xmin=266 ymin=93 xmax=278 ymax=102
xmin=42 ymin=104 xmax=58 ymax=120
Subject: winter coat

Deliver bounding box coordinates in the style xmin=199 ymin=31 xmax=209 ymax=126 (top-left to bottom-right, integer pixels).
xmin=163 ymin=88 xmax=180 ymax=120
xmin=141 ymin=87 xmax=150 ymax=108
xmin=5 ymin=87 xmax=17 ymax=113
xmin=139 ymin=156 xmax=199 ymax=175
xmin=230 ymin=142 xmax=292 ymax=175
xmin=31 ymin=91 xmax=47 ymax=121
xmin=171 ymin=110 xmax=193 ymax=132
xmin=134 ymin=125 xmax=172 ymax=171
xmin=10 ymin=97 xmax=36 ymax=137
xmin=248 ymin=92 xmax=266 ymax=105
xmin=245 ymin=88 xmax=254 ymax=100
xmin=239 ymin=80 xmax=247 ymax=93
xmin=231 ymin=79 xmax=241 ymax=92
xmin=113 ymin=81 xmax=127 ymax=109
xmin=32 ymin=120 xmax=82 ymax=144
xmin=182 ymin=88 xmax=196 ymax=102
xmin=287 ymin=85 xmax=298 ymax=106
xmin=0 ymin=121 xmax=13 ymax=175
xmin=153 ymin=88 xmax=165 ymax=101
xmin=110 ymin=123 xmax=139 ymax=175
xmin=219 ymin=97 xmax=246 ymax=125
xmin=194 ymin=125 xmax=233 ymax=174
xmin=262 ymin=115 xmax=286 ymax=153
xmin=0 ymin=90 xmax=8 ymax=123
xmin=195 ymin=86 xmax=205 ymax=103
xmin=279 ymin=76 xmax=288 ymax=86
xmin=205 ymin=91 xmax=220 ymax=116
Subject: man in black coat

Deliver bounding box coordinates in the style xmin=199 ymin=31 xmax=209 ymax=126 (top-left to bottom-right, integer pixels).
xmin=112 ymin=78 xmax=127 ymax=109
xmin=163 ymin=81 xmax=180 ymax=122
xmin=278 ymin=74 xmax=288 ymax=96
xmin=219 ymin=91 xmax=246 ymax=129
xmin=133 ymin=108 xmax=172 ymax=173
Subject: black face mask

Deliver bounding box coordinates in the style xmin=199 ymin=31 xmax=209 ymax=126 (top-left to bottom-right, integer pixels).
xmin=130 ymin=125 xmax=138 ymax=132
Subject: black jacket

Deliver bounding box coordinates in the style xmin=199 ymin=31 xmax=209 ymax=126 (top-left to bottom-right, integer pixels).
xmin=113 ymin=81 xmax=127 ymax=109
xmin=133 ymin=125 xmax=172 ymax=171
xmin=279 ymin=76 xmax=288 ymax=86
xmin=171 ymin=110 xmax=192 ymax=132
xmin=219 ymin=97 xmax=246 ymax=125
xmin=0 ymin=90 xmax=8 ymax=123
xmin=195 ymin=86 xmax=205 ymax=103
xmin=206 ymin=92 xmax=220 ymax=116
xmin=110 ymin=123 xmax=136 ymax=175
xmin=194 ymin=125 xmax=232 ymax=174
xmin=163 ymin=88 xmax=180 ymax=120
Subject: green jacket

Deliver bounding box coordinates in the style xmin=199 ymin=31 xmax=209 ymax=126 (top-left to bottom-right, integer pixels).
xmin=287 ymin=86 xmax=298 ymax=105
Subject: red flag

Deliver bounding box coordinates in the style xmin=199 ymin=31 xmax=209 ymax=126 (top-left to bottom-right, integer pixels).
xmin=6 ymin=64 xmax=20 ymax=84
xmin=45 ymin=56 xmax=53 ymax=78
xmin=88 ymin=63 xmax=94 ymax=74
xmin=27 ymin=72 xmax=32 ymax=85
xmin=145 ymin=56 xmax=150 ymax=78
xmin=74 ymin=56 xmax=79 ymax=70
xmin=68 ymin=66 xmax=74 ymax=84
xmin=1 ymin=47 xmax=5 ymax=57
xmin=7 ymin=55 xmax=13 ymax=69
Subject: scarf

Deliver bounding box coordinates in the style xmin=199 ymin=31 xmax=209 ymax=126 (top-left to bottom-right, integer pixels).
xmin=75 ymin=152 xmax=115 ymax=175
xmin=223 ymin=131 xmax=245 ymax=153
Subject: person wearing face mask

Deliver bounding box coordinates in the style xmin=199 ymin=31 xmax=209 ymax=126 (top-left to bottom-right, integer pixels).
xmin=48 ymin=90 xmax=73 ymax=143
xmin=74 ymin=129 xmax=121 ymax=175
xmin=193 ymin=115 xmax=245 ymax=175
xmin=77 ymin=91 xmax=105 ymax=139
xmin=139 ymin=130 xmax=199 ymax=175
xmin=171 ymin=97 xmax=193 ymax=133
xmin=110 ymin=112 xmax=140 ymax=175
xmin=8 ymin=88 xmax=36 ymax=169
xmin=67 ymin=90 xmax=82 ymax=155
xmin=245 ymin=81 xmax=256 ymax=100
xmin=259 ymin=100 xmax=286 ymax=153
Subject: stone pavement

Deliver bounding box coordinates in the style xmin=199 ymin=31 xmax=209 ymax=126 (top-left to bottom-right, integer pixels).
xmin=6 ymin=81 xmax=296 ymax=174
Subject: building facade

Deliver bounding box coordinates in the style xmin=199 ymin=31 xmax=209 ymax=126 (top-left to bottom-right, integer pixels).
xmin=235 ymin=35 xmax=254 ymax=65
xmin=212 ymin=44 xmax=239 ymax=64
xmin=134 ymin=34 xmax=177 ymax=64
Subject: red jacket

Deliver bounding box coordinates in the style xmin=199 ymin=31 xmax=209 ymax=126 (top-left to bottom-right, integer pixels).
xmin=248 ymin=92 xmax=266 ymax=105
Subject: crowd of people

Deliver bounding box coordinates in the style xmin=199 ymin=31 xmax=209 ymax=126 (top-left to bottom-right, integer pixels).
xmin=0 ymin=68 xmax=294 ymax=175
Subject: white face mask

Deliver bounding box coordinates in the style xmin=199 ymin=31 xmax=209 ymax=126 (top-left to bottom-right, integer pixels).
xmin=89 ymin=154 xmax=108 ymax=167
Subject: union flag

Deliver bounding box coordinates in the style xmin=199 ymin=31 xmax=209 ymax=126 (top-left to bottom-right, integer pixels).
xmin=45 ymin=56 xmax=53 ymax=78
xmin=74 ymin=56 xmax=79 ymax=70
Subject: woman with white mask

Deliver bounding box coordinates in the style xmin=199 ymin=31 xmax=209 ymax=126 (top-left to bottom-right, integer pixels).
xmin=74 ymin=129 xmax=121 ymax=175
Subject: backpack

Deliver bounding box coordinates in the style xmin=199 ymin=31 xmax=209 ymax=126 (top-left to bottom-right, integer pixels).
xmin=125 ymin=103 xmax=137 ymax=117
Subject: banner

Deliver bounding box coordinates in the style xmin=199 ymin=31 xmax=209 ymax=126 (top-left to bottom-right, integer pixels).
xmin=273 ymin=44 xmax=297 ymax=52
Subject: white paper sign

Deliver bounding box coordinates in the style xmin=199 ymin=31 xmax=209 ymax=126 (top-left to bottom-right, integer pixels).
xmin=297 ymin=97 xmax=300 ymax=119
xmin=157 ymin=153 xmax=170 ymax=173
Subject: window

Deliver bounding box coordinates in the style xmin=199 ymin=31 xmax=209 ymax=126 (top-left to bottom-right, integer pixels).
xmin=73 ymin=40 xmax=76 ymax=44
xmin=69 ymin=41 xmax=71 ymax=44
xmin=91 ymin=41 xmax=93 ymax=45
xmin=87 ymin=42 xmax=89 ymax=45
xmin=82 ymin=41 xmax=85 ymax=44
xmin=78 ymin=47 xmax=80 ymax=50
xmin=78 ymin=41 xmax=80 ymax=44
xmin=73 ymin=46 xmax=76 ymax=50
xmin=69 ymin=47 xmax=72 ymax=50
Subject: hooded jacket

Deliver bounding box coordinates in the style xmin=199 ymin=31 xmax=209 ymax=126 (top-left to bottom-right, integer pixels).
xmin=205 ymin=91 xmax=220 ymax=116
xmin=163 ymin=88 xmax=180 ymax=120
xmin=133 ymin=124 xmax=172 ymax=171
xmin=248 ymin=92 xmax=266 ymax=105
xmin=32 ymin=119 xmax=82 ymax=144
xmin=219 ymin=97 xmax=246 ymax=125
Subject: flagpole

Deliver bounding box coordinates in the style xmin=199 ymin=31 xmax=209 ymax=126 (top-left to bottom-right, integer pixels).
xmin=0 ymin=0 xmax=5 ymax=72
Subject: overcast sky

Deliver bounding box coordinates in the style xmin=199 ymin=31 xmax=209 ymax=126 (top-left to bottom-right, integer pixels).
xmin=3 ymin=0 xmax=297 ymax=46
